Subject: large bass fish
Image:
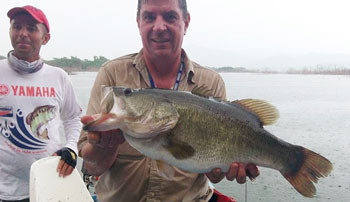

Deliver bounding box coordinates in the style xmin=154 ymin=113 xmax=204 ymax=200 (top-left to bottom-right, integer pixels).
xmin=83 ymin=86 xmax=333 ymax=198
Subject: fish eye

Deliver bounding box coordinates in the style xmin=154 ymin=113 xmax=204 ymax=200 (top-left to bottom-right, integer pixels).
xmin=124 ymin=88 xmax=133 ymax=96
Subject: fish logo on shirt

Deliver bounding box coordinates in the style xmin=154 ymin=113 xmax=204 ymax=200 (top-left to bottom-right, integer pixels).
xmin=0 ymin=108 xmax=48 ymax=151
xmin=26 ymin=105 xmax=56 ymax=140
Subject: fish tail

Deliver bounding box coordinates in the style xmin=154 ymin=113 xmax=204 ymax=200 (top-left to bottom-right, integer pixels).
xmin=282 ymin=147 xmax=333 ymax=198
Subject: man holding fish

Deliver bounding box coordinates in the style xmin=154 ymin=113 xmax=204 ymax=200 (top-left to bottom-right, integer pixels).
xmin=78 ymin=0 xmax=259 ymax=201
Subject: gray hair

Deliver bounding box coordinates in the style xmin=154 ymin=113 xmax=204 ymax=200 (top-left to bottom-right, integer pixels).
xmin=137 ymin=0 xmax=188 ymax=19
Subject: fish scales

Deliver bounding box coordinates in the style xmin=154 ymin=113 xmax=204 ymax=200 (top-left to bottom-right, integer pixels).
xmin=150 ymin=89 xmax=294 ymax=172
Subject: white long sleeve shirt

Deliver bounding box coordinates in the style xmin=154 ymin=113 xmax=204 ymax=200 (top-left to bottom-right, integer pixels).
xmin=0 ymin=59 xmax=82 ymax=200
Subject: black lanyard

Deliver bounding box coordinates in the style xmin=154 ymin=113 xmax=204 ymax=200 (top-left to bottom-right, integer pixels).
xmin=147 ymin=58 xmax=184 ymax=90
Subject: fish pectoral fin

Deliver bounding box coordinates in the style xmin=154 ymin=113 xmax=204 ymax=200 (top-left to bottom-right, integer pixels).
xmin=156 ymin=160 xmax=175 ymax=180
xmin=232 ymin=99 xmax=280 ymax=125
xmin=164 ymin=138 xmax=195 ymax=160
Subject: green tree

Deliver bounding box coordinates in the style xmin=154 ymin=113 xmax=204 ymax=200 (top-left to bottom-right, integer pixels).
xmin=214 ymin=66 xmax=249 ymax=72
xmin=46 ymin=56 xmax=109 ymax=71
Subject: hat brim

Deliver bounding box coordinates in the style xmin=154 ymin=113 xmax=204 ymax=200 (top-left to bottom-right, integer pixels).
xmin=7 ymin=7 xmax=44 ymax=23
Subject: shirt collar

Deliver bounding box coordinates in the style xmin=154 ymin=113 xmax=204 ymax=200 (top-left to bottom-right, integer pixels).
xmin=181 ymin=49 xmax=195 ymax=84
xmin=132 ymin=49 xmax=196 ymax=85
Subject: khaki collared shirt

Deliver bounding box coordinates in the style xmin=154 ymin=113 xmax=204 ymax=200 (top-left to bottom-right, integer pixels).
xmin=78 ymin=49 xmax=226 ymax=202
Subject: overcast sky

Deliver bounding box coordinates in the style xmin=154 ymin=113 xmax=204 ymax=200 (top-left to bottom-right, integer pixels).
xmin=1 ymin=0 xmax=350 ymax=69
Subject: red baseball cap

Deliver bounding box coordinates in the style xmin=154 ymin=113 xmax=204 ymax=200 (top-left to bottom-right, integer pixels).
xmin=7 ymin=5 xmax=50 ymax=33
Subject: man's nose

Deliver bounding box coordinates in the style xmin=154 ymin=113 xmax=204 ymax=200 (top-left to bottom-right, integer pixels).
xmin=18 ymin=28 xmax=29 ymax=37
xmin=153 ymin=17 xmax=167 ymax=32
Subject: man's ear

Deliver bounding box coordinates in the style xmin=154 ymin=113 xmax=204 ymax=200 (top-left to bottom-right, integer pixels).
xmin=137 ymin=16 xmax=141 ymax=30
xmin=137 ymin=16 xmax=144 ymax=36
xmin=184 ymin=13 xmax=190 ymax=35
xmin=42 ymin=33 xmax=50 ymax=45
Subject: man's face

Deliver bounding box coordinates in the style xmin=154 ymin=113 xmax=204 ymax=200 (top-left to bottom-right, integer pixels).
xmin=137 ymin=0 xmax=190 ymax=60
xmin=9 ymin=13 xmax=50 ymax=62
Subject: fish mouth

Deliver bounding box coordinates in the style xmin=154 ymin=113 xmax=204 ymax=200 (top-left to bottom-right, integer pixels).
xmin=83 ymin=113 xmax=119 ymax=132
xmin=82 ymin=113 xmax=159 ymax=140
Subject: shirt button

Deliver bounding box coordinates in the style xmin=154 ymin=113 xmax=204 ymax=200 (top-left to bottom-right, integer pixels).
xmin=149 ymin=192 xmax=155 ymax=197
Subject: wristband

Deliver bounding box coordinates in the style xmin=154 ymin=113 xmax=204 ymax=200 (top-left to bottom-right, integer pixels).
xmin=56 ymin=147 xmax=77 ymax=168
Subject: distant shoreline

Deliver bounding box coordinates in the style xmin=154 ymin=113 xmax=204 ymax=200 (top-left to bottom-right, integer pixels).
xmin=211 ymin=66 xmax=350 ymax=75
xmin=68 ymin=68 xmax=350 ymax=76
xmin=1 ymin=55 xmax=349 ymax=76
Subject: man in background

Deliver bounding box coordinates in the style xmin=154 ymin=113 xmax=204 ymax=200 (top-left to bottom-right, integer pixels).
xmin=0 ymin=5 xmax=82 ymax=201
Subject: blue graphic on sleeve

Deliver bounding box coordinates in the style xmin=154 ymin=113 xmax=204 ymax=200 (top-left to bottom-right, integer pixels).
xmin=0 ymin=107 xmax=13 ymax=117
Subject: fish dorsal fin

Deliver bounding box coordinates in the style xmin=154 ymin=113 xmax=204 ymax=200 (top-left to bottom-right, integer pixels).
xmin=164 ymin=137 xmax=195 ymax=160
xmin=233 ymin=99 xmax=279 ymax=125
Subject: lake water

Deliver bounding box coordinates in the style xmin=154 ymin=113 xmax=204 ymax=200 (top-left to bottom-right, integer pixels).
xmin=70 ymin=72 xmax=350 ymax=202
